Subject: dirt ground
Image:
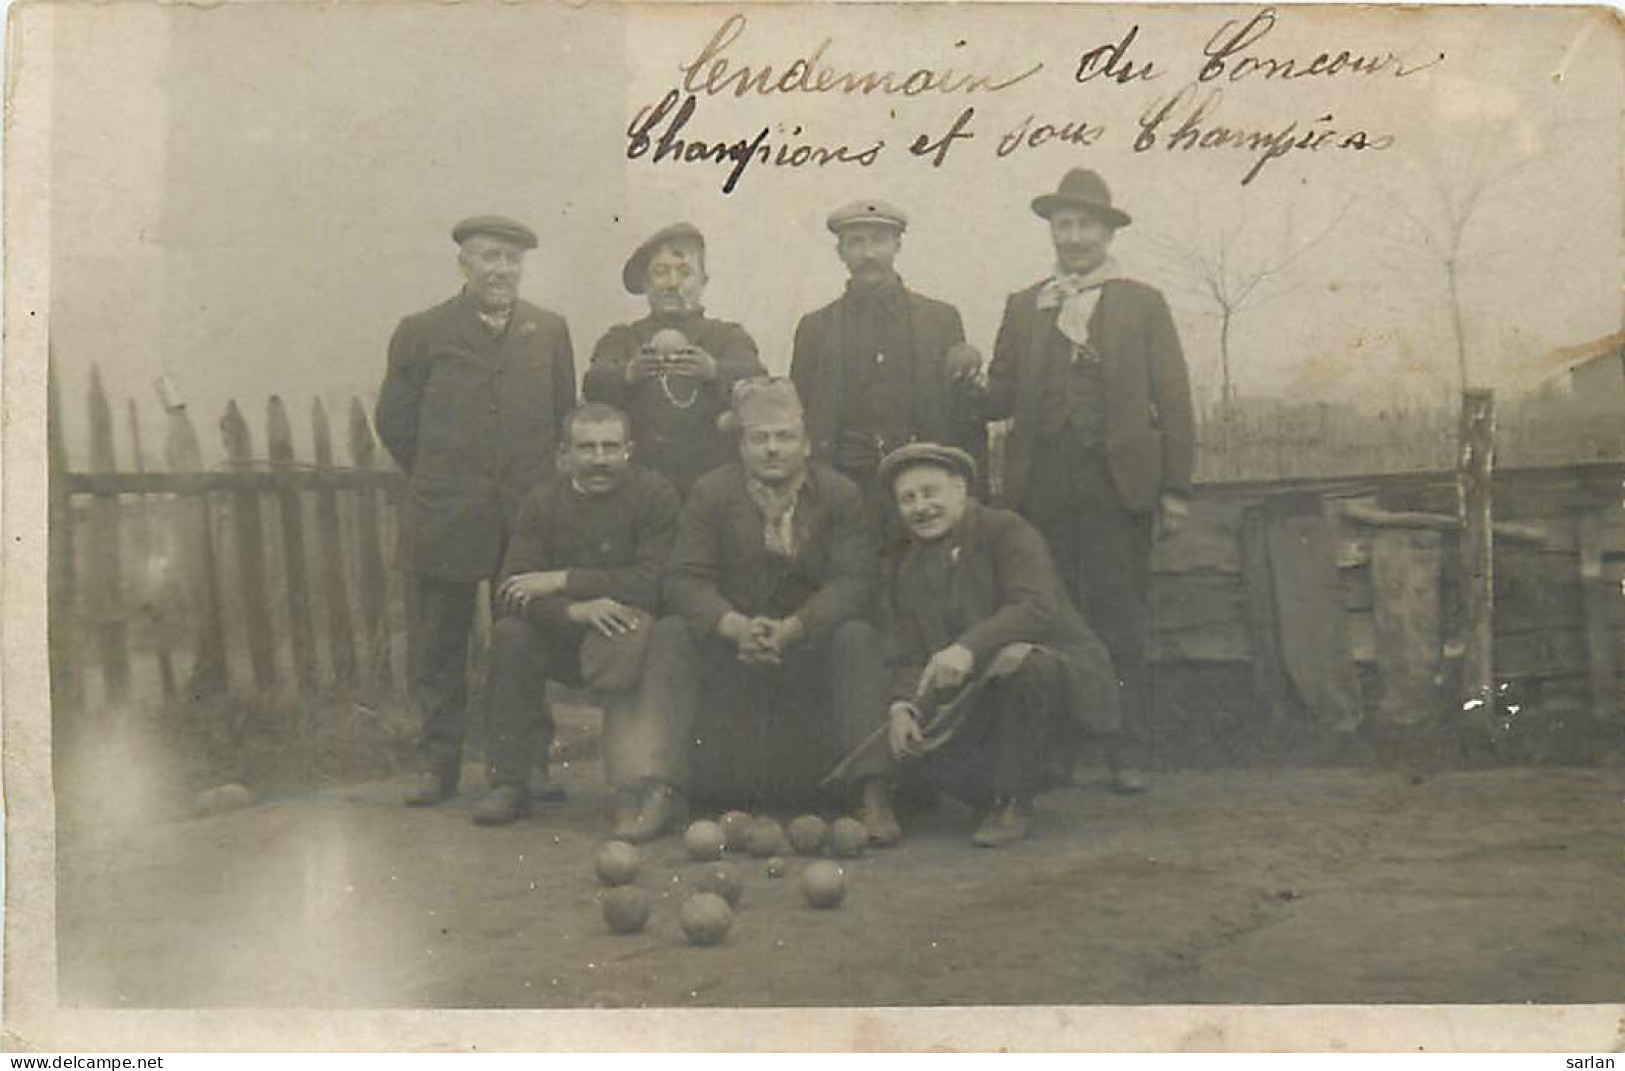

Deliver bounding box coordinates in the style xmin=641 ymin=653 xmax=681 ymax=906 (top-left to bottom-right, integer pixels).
xmin=57 ymin=742 xmax=1624 ymax=1009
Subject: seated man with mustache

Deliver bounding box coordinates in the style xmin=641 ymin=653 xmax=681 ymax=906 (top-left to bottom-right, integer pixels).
xmin=475 ymin=402 xmax=682 ymax=835
xmin=849 ymin=443 xmax=1121 ymax=847
xmin=634 ymin=378 xmax=889 ymax=815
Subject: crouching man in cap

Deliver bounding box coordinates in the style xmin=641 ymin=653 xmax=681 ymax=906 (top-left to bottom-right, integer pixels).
xmin=474 ymin=403 xmax=682 ymax=832
xmin=584 ymin=222 xmax=764 ymax=496
xmin=983 ymin=169 xmax=1195 ymax=793
xmin=847 ymin=443 xmax=1120 ymax=848
xmin=376 ymin=215 xmax=576 ymax=806
xmin=792 ymin=200 xmax=987 ymax=500
xmin=637 ymin=377 xmax=889 ymax=810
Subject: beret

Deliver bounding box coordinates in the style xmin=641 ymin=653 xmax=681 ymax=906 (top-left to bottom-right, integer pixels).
xmin=452 ymin=215 xmax=538 ymax=249
xmin=877 ymin=442 xmax=978 ymax=489
xmin=826 ymin=199 xmax=908 ymax=235
xmin=623 ymin=221 xmax=706 ymax=295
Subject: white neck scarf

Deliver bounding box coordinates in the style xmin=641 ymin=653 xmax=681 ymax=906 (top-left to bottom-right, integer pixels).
xmin=1036 ymin=256 xmax=1126 ymax=348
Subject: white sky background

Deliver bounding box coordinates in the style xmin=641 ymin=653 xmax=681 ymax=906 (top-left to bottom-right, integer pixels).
xmin=43 ymin=2 xmax=1623 ymax=464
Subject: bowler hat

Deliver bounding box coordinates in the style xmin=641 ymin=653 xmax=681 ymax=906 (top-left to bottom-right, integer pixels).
xmin=451 ymin=215 xmax=538 ymax=249
xmin=623 ymin=222 xmax=706 ymax=295
xmin=1030 ymin=169 xmax=1131 ymax=228
xmin=877 ymin=442 xmax=978 ymax=489
xmin=826 ymin=199 xmax=908 ymax=235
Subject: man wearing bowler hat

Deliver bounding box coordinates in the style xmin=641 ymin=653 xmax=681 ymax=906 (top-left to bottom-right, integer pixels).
xmin=791 ymin=200 xmax=988 ymax=503
xmin=983 ymin=170 xmax=1195 ymax=793
xmin=377 ymin=214 xmax=577 ymax=806
xmin=584 ymin=222 xmax=764 ymax=496
xmin=841 ymin=442 xmax=1120 ymax=847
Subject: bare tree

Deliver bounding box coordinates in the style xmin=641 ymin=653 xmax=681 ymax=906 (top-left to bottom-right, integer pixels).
xmin=1140 ymin=197 xmax=1352 ymax=412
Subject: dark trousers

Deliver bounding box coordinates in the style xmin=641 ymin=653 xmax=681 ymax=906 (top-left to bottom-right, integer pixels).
xmin=861 ymin=648 xmax=1078 ymax=806
xmin=410 ymin=577 xmax=482 ymax=776
xmin=641 ymin=617 xmax=889 ymax=809
xmin=1022 ymin=449 xmax=1155 ymax=768
xmin=483 ymin=615 xmax=584 ymax=790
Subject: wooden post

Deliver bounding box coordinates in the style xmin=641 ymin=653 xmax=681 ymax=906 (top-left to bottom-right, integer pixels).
xmin=127 ymin=397 xmax=177 ymax=700
xmin=312 ymin=399 xmax=357 ymax=686
xmin=47 ymin=360 xmax=83 ymax=713
xmin=348 ymin=398 xmax=392 ymax=688
xmin=1577 ymin=511 xmax=1619 ymax=722
xmin=267 ymin=396 xmax=317 ymax=690
xmin=1456 ymin=389 xmax=1496 ymax=737
xmin=1369 ymin=527 xmax=1443 ymax=726
xmin=221 ymin=400 xmax=278 ymax=691
xmin=86 ymin=365 xmax=132 ymax=701
xmin=1239 ymin=502 xmax=1287 ymax=723
xmin=157 ymin=375 xmax=227 ymax=697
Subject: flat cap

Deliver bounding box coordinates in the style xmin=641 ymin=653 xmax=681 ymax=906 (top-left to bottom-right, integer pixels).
xmin=877 ymin=442 xmax=978 ymax=489
xmin=451 ymin=215 xmax=538 ymax=249
xmin=826 ymin=199 xmax=908 ymax=235
xmin=623 ymin=221 xmax=706 ymax=295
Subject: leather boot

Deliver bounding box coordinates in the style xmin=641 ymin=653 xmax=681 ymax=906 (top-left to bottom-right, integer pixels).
xmin=404 ymin=767 xmax=458 ymax=807
xmin=473 ymin=785 xmax=530 ymax=826
xmin=619 ymin=782 xmax=681 ymax=844
xmin=971 ymin=796 xmax=1034 ymax=848
xmin=857 ymin=778 xmax=903 ymax=847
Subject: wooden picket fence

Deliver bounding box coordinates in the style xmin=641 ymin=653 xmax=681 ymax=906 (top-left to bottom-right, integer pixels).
xmin=48 ymin=362 xmax=418 ymax=715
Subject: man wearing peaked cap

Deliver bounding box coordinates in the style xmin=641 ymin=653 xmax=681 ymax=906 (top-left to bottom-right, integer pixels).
xmin=584 ymin=221 xmax=764 ymax=496
xmin=376 ymin=214 xmax=576 ymax=807
xmin=838 ymin=441 xmax=1120 ymax=847
xmin=980 ymin=168 xmax=1195 ymax=796
xmin=451 ymin=214 xmax=539 ymax=249
xmin=791 ymin=198 xmax=989 ymax=509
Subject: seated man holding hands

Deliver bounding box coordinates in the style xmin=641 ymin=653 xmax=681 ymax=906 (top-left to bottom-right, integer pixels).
xmin=638 ymin=377 xmax=889 ymax=810
xmin=476 ymin=402 xmax=682 ymax=836
xmin=852 ymin=443 xmax=1121 ymax=848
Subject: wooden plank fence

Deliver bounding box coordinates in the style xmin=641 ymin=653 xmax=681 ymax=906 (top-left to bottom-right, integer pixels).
xmin=50 ymin=362 xmax=413 ymax=713
xmin=47 ymin=361 xmax=1624 ymax=742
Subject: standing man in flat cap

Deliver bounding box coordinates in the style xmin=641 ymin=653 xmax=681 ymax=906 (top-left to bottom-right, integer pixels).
xmin=584 ymin=222 xmax=764 ymax=496
xmin=377 ymin=215 xmax=577 ymax=806
xmin=983 ymin=169 xmax=1195 ymax=794
xmin=791 ymin=200 xmax=987 ymax=507
xmin=844 ymin=443 xmax=1120 ymax=847
xmin=639 ymin=378 xmax=888 ymax=810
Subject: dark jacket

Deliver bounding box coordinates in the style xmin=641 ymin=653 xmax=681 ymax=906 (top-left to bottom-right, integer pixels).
xmin=582 ymin=312 xmax=763 ymax=495
xmin=791 ymin=283 xmax=986 ymax=477
xmin=986 ymin=278 xmax=1193 ymax=514
xmin=377 ymin=292 xmax=576 ymax=579
xmin=499 ymin=467 xmax=681 ymax=632
xmin=665 ymin=463 xmax=874 ymax=645
xmin=880 ymin=500 xmax=1120 ymax=732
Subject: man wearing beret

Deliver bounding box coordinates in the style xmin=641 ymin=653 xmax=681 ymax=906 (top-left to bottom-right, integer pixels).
xmin=982 ymin=170 xmax=1195 ymax=794
xmin=583 ymin=222 xmax=764 ymax=496
xmin=844 ymin=443 xmax=1120 ymax=847
xmin=639 ymin=378 xmax=889 ymax=809
xmin=791 ymin=200 xmax=987 ymax=503
xmin=377 ymin=215 xmax=577 ymax=806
